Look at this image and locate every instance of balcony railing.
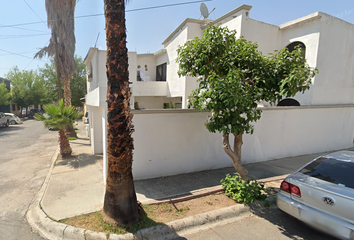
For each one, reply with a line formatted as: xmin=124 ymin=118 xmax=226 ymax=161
xmin=131 ymin=81 xmax=168 ymax=97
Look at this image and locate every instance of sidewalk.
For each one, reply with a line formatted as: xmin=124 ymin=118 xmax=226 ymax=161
xmin=28 ymin=121 xmax=338 ymax=239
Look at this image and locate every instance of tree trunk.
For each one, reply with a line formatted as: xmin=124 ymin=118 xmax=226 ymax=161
xmin=65 ymin=124 xmax=77 ymax=138
xmin=59 ymin=129 xmax=72 ymax=157
xmin=62 ymin=77 xmax=72 ymax=107
xmin=62 ymin=76 xmax=77 ymax=138
xmin=102 ymin=0 xmax=142 ymax=227
xmin=222 ymin=133 xmax=249 ymax=180
xmin=53 ymin=31 xmax=63 ymax=101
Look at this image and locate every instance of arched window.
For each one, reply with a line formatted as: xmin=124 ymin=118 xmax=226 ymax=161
xmin=286 ymin=41 xmax=306 ymax=59
xmin=277 ymin=98 xmax=300 ymax=107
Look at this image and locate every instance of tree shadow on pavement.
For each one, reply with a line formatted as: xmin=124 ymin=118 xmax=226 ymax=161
xmin=78 ymin=153 xmax=100 ymax=168
xmin=69 ymin=139 xmax=91 ymax=147
xmin=0 ymin=125 xmax=25 ymax=136
xmin=55 ymin=153 xmax=98 ymax=169
xmin=249 ymin=204 xmax=337 ymax=240
xmin=134 ymin=167 xmax=236 ymax=201
xmin=133 ymin=221 xmax=187 ymax=240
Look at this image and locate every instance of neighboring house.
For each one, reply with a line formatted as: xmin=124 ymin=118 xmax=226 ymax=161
xmin=85 ymin=5 xmax=354 ymax=182
xmin=0 ymin=77 xmax=23 ymax=116
xmin=0 ymin=78 xmax=11 ymax=113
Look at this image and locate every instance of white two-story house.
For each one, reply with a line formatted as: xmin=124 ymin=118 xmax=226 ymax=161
xmin=85 ymin=5 xmax=354 ymax=181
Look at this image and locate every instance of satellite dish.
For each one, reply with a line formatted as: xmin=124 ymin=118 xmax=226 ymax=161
xmin=200 ymin=3 xmax=209 ymax=18
xmin=199 ymin=3 xmax=215 ymax=19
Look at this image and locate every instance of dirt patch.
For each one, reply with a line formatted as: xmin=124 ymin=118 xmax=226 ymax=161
xmin=145 ymin=192 xmax=236 ymax=223
xmin=60 ymin=179 xmax=283 ymax=235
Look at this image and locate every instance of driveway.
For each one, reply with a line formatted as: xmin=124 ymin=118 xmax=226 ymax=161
xmin=0 ymin=120 xmax=57 ymax=240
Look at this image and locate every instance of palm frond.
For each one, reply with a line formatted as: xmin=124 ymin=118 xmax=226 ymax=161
xmin=35 ymin=99 xmax=82 ymax=130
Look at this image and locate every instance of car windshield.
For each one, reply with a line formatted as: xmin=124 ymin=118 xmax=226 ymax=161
xmin=300 ymin=157 xmax=354 ymax=189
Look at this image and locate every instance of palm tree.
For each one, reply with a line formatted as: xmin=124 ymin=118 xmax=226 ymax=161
xmin=102 ymin=0 xmax=142 ymax=227
xmin=35 ymin=0 xmax=76 ymax=107
xmin=35 ymin=0 xmax=77 ymax=137
xmin=35 ymin=100 xmax=82 ymax=158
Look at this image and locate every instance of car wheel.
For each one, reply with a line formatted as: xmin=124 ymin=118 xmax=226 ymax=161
xmin=10 ymin=120 xmax=16 ymax=125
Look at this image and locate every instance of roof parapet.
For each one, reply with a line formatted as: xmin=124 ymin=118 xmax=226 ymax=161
xmin=279 ymin=12 xmax=322 ymax=30
xmin=211 ymin=4 xmax=252 ymax=26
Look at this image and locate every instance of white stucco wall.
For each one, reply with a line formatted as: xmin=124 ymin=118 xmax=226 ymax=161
xmin=132 ymin=111 xmax=231 ymax=180
xmin=243 ymin=106 xmax=354 ymax=162
xmin=156 ymin=51 xmax=168 ymax=66
xmin=137 ymin=54 xmax=156 ymax=81
xmin=133 ymin=96 xmax=182 ymax=109
xmin=89 ymin=106 xmax=104 ymax=154
xmin=132 ymin=106 xmax=354 ymax=180
xmin=312 ymin=14 xmax=354 ymax=105
xmin=182 ymin=23 xmax=205 ymax=108
xmin=218 ymin=13 xmax=243 ymax=39
xmin=279 ymin=18 xmax=321 ymax=106
xmin=132 ymin=82 xmax=168 ymax=97
xmin=128 ymin=52 xmax=137 ymax=82
xmin=164 ymin=25 xmax=188 ymax=99
xmin=241 ymin=18 xmax=279 ymax=54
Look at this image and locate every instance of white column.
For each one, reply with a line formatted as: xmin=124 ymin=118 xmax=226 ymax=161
xmin=102 ymin=105 xmax=108 ymax=184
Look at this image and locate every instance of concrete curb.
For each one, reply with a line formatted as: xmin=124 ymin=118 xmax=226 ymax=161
xmin=26 ymin=145 xmax=135 ymax=240
xmin=26 ymin=145 xmax=285 ymax=240
xmin=135 ymin=204 xmax=251 ymax=240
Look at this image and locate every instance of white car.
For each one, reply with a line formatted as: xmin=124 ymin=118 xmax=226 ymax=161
xmin=84 ymin=112 xmax=89 ymax=124
xmin=4 ymin=113 xmax=23 ymax=124
xmin=277 ymin=151 xmax=354 ymax=239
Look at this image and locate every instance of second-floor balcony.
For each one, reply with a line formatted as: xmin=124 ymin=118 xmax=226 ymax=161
xmin=131 ymin=81 xmax=168 ymax=97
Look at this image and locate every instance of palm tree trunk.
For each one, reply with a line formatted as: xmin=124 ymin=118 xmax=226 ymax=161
xmin=62 ymin=77 xmax=72 ymax=107
xmin=102 ymin=0 xmax=141 ymax=227
xmin=59 ymin=129 xmax=72 ymax=157
xmin=222 ymin=133 xmax=249 ymax=180
xmin=62 ymin=76 xmax=77 ymax=138
xmin=53 ymin=31 xmax=63 ymax=101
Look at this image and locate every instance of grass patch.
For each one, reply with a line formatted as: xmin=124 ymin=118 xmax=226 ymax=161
xmin=58 ymin=193 xmax=238 ymax=236
xmin=60 ymin=211 xmax=128 ymax=235
xmin=68 ymin=137 xmax=77 ymax=141
xmin=60 ymin=206 xmax=163 ymax=235
xmin=60 ymin=202 xmax=196 ymax=235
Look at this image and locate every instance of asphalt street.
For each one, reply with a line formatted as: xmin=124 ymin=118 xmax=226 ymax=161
xmin=0 ymin=119 xmax=57 ymax=240
xmin=176 ymin=206 xmax=338 ymax=240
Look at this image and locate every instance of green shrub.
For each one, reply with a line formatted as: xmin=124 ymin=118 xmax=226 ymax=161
xmin=221 ymin=173 xmax=266 ymax=203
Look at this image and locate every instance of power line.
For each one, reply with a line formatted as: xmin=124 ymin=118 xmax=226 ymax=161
xmin=0 ymin=33 xmax=50 ymax=40
xmin=23 ymin=0 xmax=47 ymax=26
xmin=0 ymin=51 xmax=38 ymax=57
xmin=0 ymin=0 xmax=213 ymax=29
xmin=126 ymin=0 xmax=212 ymax=13
xmin=0 ymin=48 xmax=46 ymax=62
xmin=0 ymin=23 xmax=49 ymax=33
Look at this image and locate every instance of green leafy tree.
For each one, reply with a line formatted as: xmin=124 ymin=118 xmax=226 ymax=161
xmin=6 ymin=67 xmax=49 ymax=114
xmin=39 ymin=56 xmax=87 ymax=107
xmin=35 ymin=100 xmax=82 ymax=158
xmin=0 ymin=83 xmax=11 ymax=106
xmin=177 ymin=26 xmax=318 ymax=180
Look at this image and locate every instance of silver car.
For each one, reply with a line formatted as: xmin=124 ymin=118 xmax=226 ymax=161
xmin=4 ymin=113 xmax=23 ymax=124
xmin=277 ymin=151 xmax=354 ymax=240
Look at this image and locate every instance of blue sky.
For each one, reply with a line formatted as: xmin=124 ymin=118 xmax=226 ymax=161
xmin=1 ymin=0 xmax=353 ymax=78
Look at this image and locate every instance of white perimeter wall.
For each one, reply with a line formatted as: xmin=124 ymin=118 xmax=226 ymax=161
xmin=132 ymin=106 xmax=354 ymax=180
